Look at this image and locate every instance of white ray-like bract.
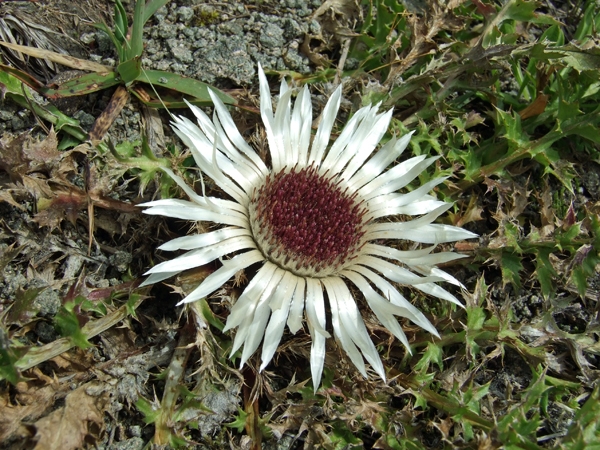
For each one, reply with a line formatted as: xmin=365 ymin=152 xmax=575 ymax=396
xmin=140 ymin=65 xmax=477 ymax=390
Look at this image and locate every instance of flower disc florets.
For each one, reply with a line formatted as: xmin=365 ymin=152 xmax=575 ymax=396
xmin=249 ymin=165 xmax=367 ymax=277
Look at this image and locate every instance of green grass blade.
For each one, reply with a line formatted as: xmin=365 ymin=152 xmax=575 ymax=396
xmin=127 ymin=0 xmax=145 ymax=60
xmin=41 ymin=71 xmax=120 ymax=98
xmin=113 ymin=0 xmax=129 ymax=44
xmin=135 ymin=69 xmax=236 ymax=106
xmin=143 ymin=0 xmax=170 ymax=25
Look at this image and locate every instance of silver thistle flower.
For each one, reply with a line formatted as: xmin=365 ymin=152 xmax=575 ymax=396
xmin=140 ymin=65 xmax=477 ymax=389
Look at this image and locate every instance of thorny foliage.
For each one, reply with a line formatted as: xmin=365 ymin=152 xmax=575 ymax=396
xmin=0 ymin=0 xmax=599 ymax=448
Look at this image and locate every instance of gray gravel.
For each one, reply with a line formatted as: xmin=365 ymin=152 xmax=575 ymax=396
xmin=1 ymin=0 xmax=327 ymax=136
xmin=87 ymin=0 xmax=322 ymax=86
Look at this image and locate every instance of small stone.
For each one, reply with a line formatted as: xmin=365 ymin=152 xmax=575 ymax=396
xmin=35 ymin=321 xmax=58 ymax=343
xmin=282 ymin=18 xmax=304 ymax=38
xmin=259 ymin=22 xmax=285 ymax=49
xmin=176 ymin=6 xmax=194 ymax=23
xmin=308 ymin=19 xmax=321 ymax=34
xmin=11 ymin=116 xmax=25 ymax=131
xmin=33 ymin=287 xmax=61 ymax=317
xmin=170 ymin=45 xmax=194 ymax=63
xmin=157 ymin=23 xmax=177 ymax=39
xmin=95 ymin=31 xmax=114 ymax=52
xmin=0 ymin=109 xmax=14 ymax=121
xmin=109 ymin=251 xmax=132 ymax=273
xmin=191 ymin=35 xmax=255 ymax=85
xmin=108 ymin=437 xmax=145 ymax=450
xmin=103 ymin=57 xmax=117 ymax=67
xmin=283 ymin=46 xmax=309 ymax=71
xmin=219 ymin=19 xmax=245 ymax=36
xmin=80 ymin=33 xmax=96 ymax=45
xmin=73 ymin=110 xmax=95 ymax=127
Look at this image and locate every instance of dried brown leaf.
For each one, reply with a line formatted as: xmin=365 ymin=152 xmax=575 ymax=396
xmin=509 ymin=183 xmax=531 ymax=218
xmin=142 ymin=105 xmax=166 ymax=157
xmin=89 ymin=85 xmax=130 ymax=144
xmin=22 ymin=130 xmax=60 ymax=169
xmin=49 ymin=346 xmax=97 ymax=374
xmin=305 ymin=0 xmax=360 ymax=66
xmin=34 ymin=190 xmax=87 ymax=229
xmin=32 ymin=177 xmax=137 ymax=231
xmin=312 ymin=0 xmax=358 ymax=19
xmin=32 ymin=382 xmax=108 ymax=450
xmin=432 ymin=416 xmax=454 ymax=440
xmin=0 ymin=243 xmax=24 ymax=282
xmin=519 ymin=94 xmax=548 ymax=120
xmin=97 ymin=327 xmax=137 ymax=360
xmin=536 ymin=180 xmax=555 ymax=237
xmin=484 ymin=177 xmax=531 ymax=222
xmin=0 ymin=380 xmax=57 ymax=443
xmin=453 ymin=194 xmax=484 ymax=227
xmin=0 ymin=189 xmax=26 ymax=211
xmin=21 ymin=175 xmax=55 ymax=200
xmin=311 ymin=0 xmax=360 ymax=37
xmin=471 ymin=0 xmax=497 ymax=17
xmin=387 ymin=0 xmax=464 ymax=81
xmin=0 ymin=135 xmax=30 ymax=180
xmin=0 ymin=41 xmax=112 ymax=74
xmin=0 ymin=130 xmax=82 ymax=190
xmin=0 ymin=130 xmax=58 ymax=177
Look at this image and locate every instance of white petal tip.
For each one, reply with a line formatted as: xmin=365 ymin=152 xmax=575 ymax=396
xmin=176 ymin=296 xmax=199 ymax=306
xmin=259 ymin=360 xmax=271 ymax=372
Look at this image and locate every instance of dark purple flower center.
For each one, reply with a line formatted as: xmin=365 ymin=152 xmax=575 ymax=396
xmin=249 ymin=166 xmax=367 ymax=276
